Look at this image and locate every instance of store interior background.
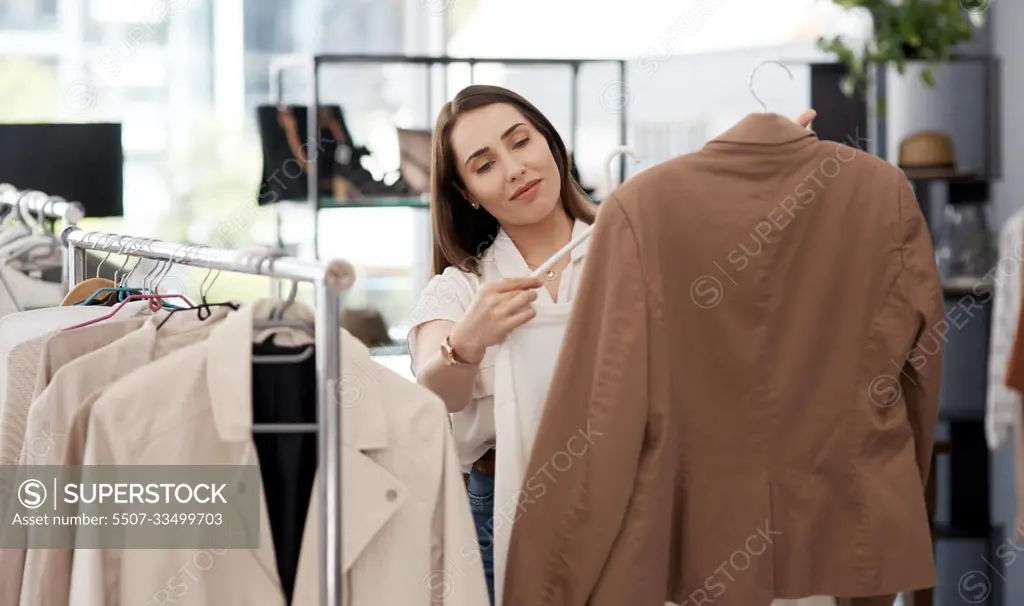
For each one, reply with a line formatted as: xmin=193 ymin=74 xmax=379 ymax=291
xmin=0 ymin=0 xmax=1019 ymax=604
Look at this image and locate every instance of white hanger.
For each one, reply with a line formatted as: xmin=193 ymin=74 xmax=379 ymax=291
xmin=2 ymin=194 xmax=63 ymax=265
xmin=0 ymin=189 xmax=34 ymax=248
xmin=528 ymin=146 xmax=640 ymax=279
xmin=18 ymin=191 xmax=46 ymax=234
xmin=749 ymin=60 xmax=794 ymax=113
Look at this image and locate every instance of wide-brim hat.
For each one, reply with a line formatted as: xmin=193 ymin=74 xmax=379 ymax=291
xmin=898 ymin=130 xmax=964 ymax=180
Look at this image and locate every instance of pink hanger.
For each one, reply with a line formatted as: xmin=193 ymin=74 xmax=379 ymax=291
xmin=62 ymin=293 xmax=194 ymax=331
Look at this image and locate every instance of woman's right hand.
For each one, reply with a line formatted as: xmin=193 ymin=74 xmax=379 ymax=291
xmin=448 ymin=276 xmax=543 ymax=364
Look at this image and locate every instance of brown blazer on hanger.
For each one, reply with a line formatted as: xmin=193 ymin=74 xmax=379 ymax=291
xmin=502 ymin=114 xmax=945 ymax=606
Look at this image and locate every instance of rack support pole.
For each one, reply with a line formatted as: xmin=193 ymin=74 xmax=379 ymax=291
xmin=316 ymin=277 xmax=343 ymax=606
xmin=66 ymin=238 xmax=87 ymax=290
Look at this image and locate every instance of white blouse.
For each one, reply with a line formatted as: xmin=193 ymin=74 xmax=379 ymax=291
xmin=987 ymin=210 xmax=1024 ymax=449
xmin=408 ymin=219 xmax=591 ymax=468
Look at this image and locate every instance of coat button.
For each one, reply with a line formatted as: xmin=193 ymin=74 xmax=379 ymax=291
xmin=385 ymin=489 xmax=398 ymax=501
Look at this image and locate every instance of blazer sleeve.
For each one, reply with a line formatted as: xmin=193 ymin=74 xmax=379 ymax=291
xmin=67 ymin=402 xmax=124 ymax=606
xmin=897 ymin=175 xmax=945 ymax=485
xmin=502 ymin=195 xmax=652 ymax=606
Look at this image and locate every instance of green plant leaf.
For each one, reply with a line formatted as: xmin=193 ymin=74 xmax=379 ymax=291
xmin=840 ymin=73 xmax=857 ymax=97
xmin=818 ymin=0 xmax=981 ymax=105
xmin=921 ymin=66 xmax=936 ymax=88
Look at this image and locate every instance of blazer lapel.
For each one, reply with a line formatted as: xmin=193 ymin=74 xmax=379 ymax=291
xmin=334 ymin=446 xmax=407 ymax=571
xmin=202 ymin=302 xmax=291 ymax=594
xmin=204 ymin=299 xmax=400 ymax=600
xmin=292 ymin=444 xmax=408 ymax=598
xmin=230 ymin=444 xmax=282 ymax=589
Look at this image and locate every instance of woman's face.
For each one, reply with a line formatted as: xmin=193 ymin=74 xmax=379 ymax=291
xmin=449 ymin=103 xmax=562 ymax=227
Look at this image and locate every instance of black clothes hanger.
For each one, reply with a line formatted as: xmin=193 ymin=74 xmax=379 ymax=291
xmin=154 ymin=298 xmax=239 ymax=330
xmin=155 ymin=267 xmax=239 ymax=330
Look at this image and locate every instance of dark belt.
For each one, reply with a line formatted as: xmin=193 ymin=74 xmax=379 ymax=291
xmin=472 ymin=449 xmax=496 ymax=475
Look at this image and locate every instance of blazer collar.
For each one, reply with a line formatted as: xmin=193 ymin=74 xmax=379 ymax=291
xmin=104 ymin=304 xmax=235 ymax=371
xmin=708 ymin=112 xmax=817 ymax=147
xmin=490 ymin=218 xmax=591 ymax=279
xmin=205 ymin=298 xmax=389 ymax=451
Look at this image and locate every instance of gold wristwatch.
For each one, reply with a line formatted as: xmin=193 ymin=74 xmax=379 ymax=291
xmin=441 ymin=334 xmax=474 ymax=366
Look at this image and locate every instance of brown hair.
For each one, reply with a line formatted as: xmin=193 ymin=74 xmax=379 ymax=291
xmin=429 ymin=85 xmax=596 ymax=275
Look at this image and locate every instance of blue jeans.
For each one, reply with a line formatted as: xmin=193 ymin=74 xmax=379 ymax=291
xmin=467 ymin=467 xmax=495 ymax=605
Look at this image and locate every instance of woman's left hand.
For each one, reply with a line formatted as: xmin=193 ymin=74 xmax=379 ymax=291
xmin=794 ymin=109 xmax=817 ymax=129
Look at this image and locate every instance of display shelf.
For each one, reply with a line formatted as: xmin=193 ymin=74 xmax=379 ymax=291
xmin=904 ymin=171 xmax=986 ymax=184
xmin=268 ymin=53 xmax=629 ymax=259
xmin=804 ymin=56 xmax=1001 ymax=180
xmin=321 ymin=197 xmax=428 ymax=209
xmin=294 ymin=196 xmax=431 ymax=209
xmin=277 ymin=195 xmax=606 ymax=211
xmin=369 ymin=340 xmax=410 ymax=357
xmin=943 ymin=278 xmax=994 ymax=298
xmin=931 ymin=523 xmax=998 ymax=540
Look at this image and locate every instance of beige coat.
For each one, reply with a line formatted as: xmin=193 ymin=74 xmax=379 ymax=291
xmin=503 ymin=114 xmax=944 ymax=606
xmin=15 ymin=309 xmax=231 ymax=606
xmin=65 ymin=300 xmax=488 ymax=606
xmin=0 ymin=306 xmax=152 ymax=606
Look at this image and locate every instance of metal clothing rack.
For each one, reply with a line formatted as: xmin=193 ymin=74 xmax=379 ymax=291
xmin=61 ymin=226 xmax=355 ymax=606
xmin=269 ymin=53 xmax=630 ymax=258
xmin=0 ymin=184 xmax=86 ymax=293
xmin=0 ymin=184 xmax=86 ymax=225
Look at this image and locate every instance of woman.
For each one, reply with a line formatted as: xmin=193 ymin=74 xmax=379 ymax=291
xmin=408 ymin=83 xmax=818 ymax=604
xmin=407 ymin=84 xmax=588 ymax=604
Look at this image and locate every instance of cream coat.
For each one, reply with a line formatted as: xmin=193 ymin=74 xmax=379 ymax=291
xmin=0 ymin=304 xmax=152 ymax=606
xmin=66 ymin=299 xmax=488 ymax=606
xmin=15 ymin=308 xmax=231 ymax=606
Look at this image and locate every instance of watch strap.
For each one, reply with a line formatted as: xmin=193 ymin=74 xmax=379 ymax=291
xmin=442 ymin=334 xmax=473 ymax=366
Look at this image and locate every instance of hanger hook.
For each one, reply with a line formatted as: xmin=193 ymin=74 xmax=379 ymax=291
xmin=37 ymin=198 xmax=52 ymax=234
xmin=749 ymin=60 xmax=794 ymax=113
xmin=142 ymin=255 xmax=165 ymax=293
xmin=122 ymin=256 xmax=144 ymax=288
xmin=153 ymin=258 xmax=172 ymax=294
xmin=121 ymin=238 xmax=149 ymax=288
xmin=45 ymin=196 xmax=66 ymax=232
xmin=12 ymin=190 xmax=36 ymax=225
xmin=19 ymin=191 xmax=45 ymax=233
xmin=113 ymin=236 xmax=135 ymax=285
xmin=603 ymin=145 xmax=641 ymax=194
xmin=79 ymin=231 xmax=97 ymax=251
xmin=254 ymin=250 xmax=295 ymax=320
xmin=276 ymin=280 xmax=299 ymax=320
xmin=0 ymin=185 xmax=12 ymax=215
xmin=95 ymin=233 xmax=121 ymax=279
xmin=154 ymin=243 xmax=187 ymax=294
xmin=199 ymin=266 xmax=221 ymax=302
xmin=168 ymin=243 xmax=201 ymax=294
